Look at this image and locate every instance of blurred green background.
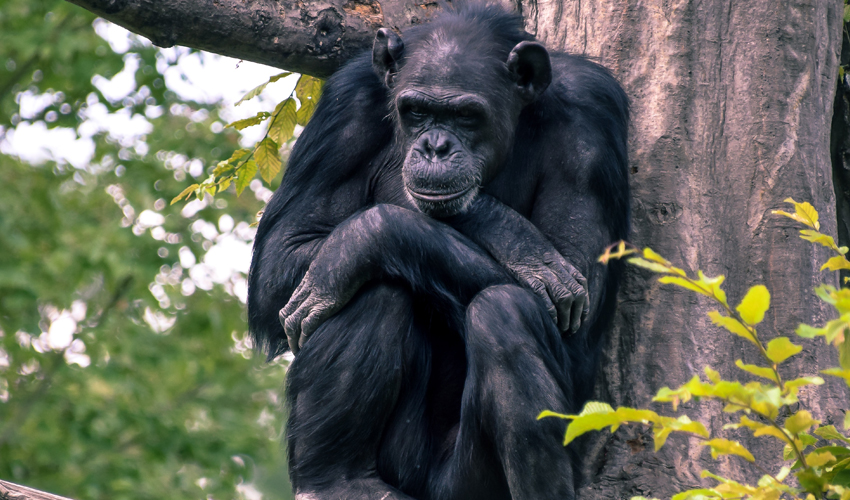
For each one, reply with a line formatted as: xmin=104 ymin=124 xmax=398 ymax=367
xmin=0 ymin=1 xmax=295 ymax=498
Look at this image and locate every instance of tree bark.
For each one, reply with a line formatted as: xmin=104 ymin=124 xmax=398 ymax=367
xmin=0 ymin=480 xmax=74 ymax=500
xmin=64 ymin=0 xmax=455 ymax=78
xmin=63 ymin=0 xmax=849 ymax=498
xmin=538 ymin=1 xmax=847 ymax=498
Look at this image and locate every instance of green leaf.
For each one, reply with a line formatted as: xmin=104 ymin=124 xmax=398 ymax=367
xmin=702 ymin=438 xmax=755 ymax=462
xmin=736 ymin=285 xmax=770 ymax=326
xmin=225 ymin=111 xmax=271 ymax=130
xmin=785 ymin=410 xmax=819 ymax=435
xmin=171 ymin=183 xmax=200 ymax=205
xmin=707 ymin=311 xmax=757 ymax=345
xmin=765 ymin=337 xmax=802 ymax=364
xmin=815 ymin=425 xmax=850 ymax=443
xmin=735 ymin=360 xmax=778 ymax=383
xmin=796 ymin=323 xmax=825 ymax=338
xmin=268 ymin=98 xmax=298 ymax=146
xmin=254 ymin=138 xmax=281 ymax=183
xmin=235 ymin=160 xmax=258 ymax=196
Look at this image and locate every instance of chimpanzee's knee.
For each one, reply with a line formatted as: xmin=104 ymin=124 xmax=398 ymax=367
xmin=466 ymin=285 xmax=565 ymax=363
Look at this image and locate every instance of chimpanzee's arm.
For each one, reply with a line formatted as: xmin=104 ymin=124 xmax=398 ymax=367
xmin=446 ymin=195 xmax=588 ymax=334
xmin=279 ymin=204 xmax=510 ymax=353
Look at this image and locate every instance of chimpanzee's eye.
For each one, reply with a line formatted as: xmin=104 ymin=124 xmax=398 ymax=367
xmin=408 ymin=105 xmax=424 ymax=117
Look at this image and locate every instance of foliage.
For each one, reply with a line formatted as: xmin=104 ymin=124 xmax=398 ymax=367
xmin=0 ymin=1 xmax=292 ymax=498
xmin=170 ymin=73 xmax=324 ymax=204
xmin=546 ymin=199 xmax=850 ymax=499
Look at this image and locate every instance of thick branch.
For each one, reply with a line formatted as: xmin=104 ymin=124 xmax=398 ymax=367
xmin=64 ymin=0 xmax=447 ymax=78
xmin=0 ymin=480 xmax=74 ymax=500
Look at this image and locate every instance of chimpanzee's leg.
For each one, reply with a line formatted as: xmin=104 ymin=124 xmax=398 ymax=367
xmin=285 ymin=283 xmax=420 ymax=500
xmin=431 ymin=284 xmax=576 ymax=500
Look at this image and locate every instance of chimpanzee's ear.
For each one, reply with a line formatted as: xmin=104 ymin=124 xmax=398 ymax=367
xmin=506 ymin=41 xmax=552 ymax=103
xmin=373 ymin=28 xmax=405 ymax=88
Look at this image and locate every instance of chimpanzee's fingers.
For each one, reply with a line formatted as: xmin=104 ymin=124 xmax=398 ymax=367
xmin=547 ymin=276 xmax=574 ymax=333
xmin=299 ymin=307 xmax=328 ymax=349
xmin=569 ymin=290 xmax=586 ymax=333
xmin=280 ymin=282 xmax=309 ymax=319
xmin=282 ymin=297 xmax=315 ymax=355
xmin=282 ymin=309 xmax=301 ymax=355
xmin=528 ymin=276 xmax=557 ymax=324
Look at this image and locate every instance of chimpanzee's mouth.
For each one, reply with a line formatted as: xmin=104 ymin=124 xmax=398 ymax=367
xmin=407 ymin=185 xmax=474 ymax=203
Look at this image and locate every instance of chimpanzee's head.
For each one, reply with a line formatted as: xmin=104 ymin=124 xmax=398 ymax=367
xmin=372 ymin=12 xmax=551 ymax=217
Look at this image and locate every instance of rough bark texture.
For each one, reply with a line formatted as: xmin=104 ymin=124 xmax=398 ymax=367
xmin=524 ymin=0 xmax=846 ymax=497
xmin=0 ymin=480 xmax=74 ymax=500
xmin=64 ymin=0 xmax=456 ymax=78
xmin=64 ymin=0 xmax=849 ymax=498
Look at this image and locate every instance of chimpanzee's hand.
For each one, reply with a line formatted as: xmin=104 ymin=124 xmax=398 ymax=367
xmin=445 ymin=194 xmax=589 ymax=334
xmin=279 ymin=244 xmax=371 ymax=355
xmin=502 ymin=251 xmax=588 ymax=334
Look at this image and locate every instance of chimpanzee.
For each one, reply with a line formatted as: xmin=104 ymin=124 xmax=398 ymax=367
xmin=247 ymin=4 xmax=629 ymax=499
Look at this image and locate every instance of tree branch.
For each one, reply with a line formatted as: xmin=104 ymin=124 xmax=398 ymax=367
xmin=64 ymin=0 xmax=449 ymax=78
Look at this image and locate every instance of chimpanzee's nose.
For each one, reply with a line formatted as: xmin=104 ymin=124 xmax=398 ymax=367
xmin=420 ymin=131 xmax=454 ymax=160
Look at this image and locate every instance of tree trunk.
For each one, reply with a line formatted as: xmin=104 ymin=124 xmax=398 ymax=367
xmin=536 ymin=1 xmax=847 ymax=498
xmin=64 ymin=0 xmax=849 ymax=497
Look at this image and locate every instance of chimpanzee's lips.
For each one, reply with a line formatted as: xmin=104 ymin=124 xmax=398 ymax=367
xmin=407 ymin=185 xmax=474 ymax=203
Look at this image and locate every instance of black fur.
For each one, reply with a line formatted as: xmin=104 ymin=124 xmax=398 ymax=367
xmin=248 ymin=4 xmax=629 ymax=499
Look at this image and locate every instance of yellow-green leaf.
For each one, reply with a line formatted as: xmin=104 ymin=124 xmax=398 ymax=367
xmin=824 ymin=368 xmax=850 ymax=388
xmin=753 ymin=425 xmax=793 ymax=444
xmin=235 ymin=159 xmax=258 ymax=196
xmin=171 ymin=183 xmax=200 ymax=205
xmin=235 ymin=71 xmax=292 ymax=106
xmin=707 ymin=311 xmax=757 ymax=345
xmin=671 ymin=489 xmax=721 ymax=500
xmin=796 ymin=323 xmax=825 ymax=339
xmin=815 ymin=425 xmax=850 ymax=443
xmin=822 ymin=256 xmax=850 ymax=272
xmin=735 ymin=360 xmax=778 ymax=383
xmin=736 ymin=285 xmax=770 ymax=326
xmin=225 ymin=111 xmax=271 ymax=130
xmin=773 ymin=198 xmax=820 ymax=229
xmin=628 ymin=257 xmax=674 ymax=274
xmin=799 ymin=229 xmax=839 ymax=251
xmin=643 ymin=247 xmax=671 ymax=265
xmin=702 ymin=438 xmax=755 ymax=462
xmin=294 ymin=75 xmax=324 ymax=125
xmin=784 ymin=376 xmax=825 ymax=394
xmin=255 ymin=138 xmax=281 ymax=183
xmin=806 ymin=450 xmax=837 ymax=467
xmin=268 ymin=98 xmax=298 ymax=146
xmin=765 ymin=337 xmax=802 ymax=364
xmin=659 ymin=276 xmax=710 ymax=296
xmin=736 ymin=285 xmax=770 ymax=325
xmin=786 ymin=410 xmax=819 ymax=435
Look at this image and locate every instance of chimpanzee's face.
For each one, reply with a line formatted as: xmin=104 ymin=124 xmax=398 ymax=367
xmin=373 ymin=28 xmax=552 ymax=218
xmin=391 ymin=40 xmax=525 ymax=217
